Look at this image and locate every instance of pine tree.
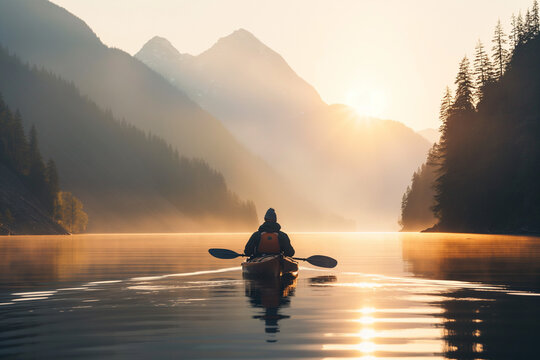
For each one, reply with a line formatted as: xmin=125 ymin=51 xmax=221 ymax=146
xmin=428 ymin=87 xmax=452 ymax=171
xmin=453 ymin=57 xmax=475 ymax=111
xmin=517 ymin=12 xmax=525 ymax=44
xmin=525 ymin=9 xmax=533 ymax=41
xmin=440 ymin=86 xmax=453 ymax=121
xmin=433 ymin=60 xmax=476 ymax=228
xmin=492 ymin=20 xmax=509 ymax=79
xmin=473 ymin=40 xmax=494 ymax=102
xmin=510 ymin=14 xmax=521 ymax=50
xmin=532 ymin=0 xmax=540 ymax=35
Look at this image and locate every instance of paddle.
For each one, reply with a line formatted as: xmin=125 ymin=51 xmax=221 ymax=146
xmin=208 ymin=248 xmax=338 ymax=268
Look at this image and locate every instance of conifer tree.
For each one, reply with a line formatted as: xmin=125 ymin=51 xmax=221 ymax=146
xmin=473 ymin=40 xmax=494 ymax=102
xmin=510 ymin=14 xmax=521 ymax=50
xmin=492 ymin=20 xmax=509 ymax=79
xmin=427 ymin=87 xmax=453 ymax=171
xmin=525 ymin=9 xmax=533 ymax=41
xmin=453 ymin=57 xmax=475 ymax=112
xmin=439 ymin=87 xmax=453 ymax=124
xmin=517 ymin=12 xmax=525 ymax=43
xmin=532 ymin=0 xmax=540 ymax=35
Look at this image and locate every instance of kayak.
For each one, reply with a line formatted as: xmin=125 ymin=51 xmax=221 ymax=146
xmin=242 ymin=254 xmax=299 ymax=278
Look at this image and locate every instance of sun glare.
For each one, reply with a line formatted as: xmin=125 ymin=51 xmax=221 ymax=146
xmin=346 ymin=88 xmax=387 ymax=118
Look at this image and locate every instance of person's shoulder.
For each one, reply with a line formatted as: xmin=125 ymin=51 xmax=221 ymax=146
xmin=278 ymin=230 xmax=289 ymax=238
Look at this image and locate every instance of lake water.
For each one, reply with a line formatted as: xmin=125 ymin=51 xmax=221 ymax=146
xmin=0 ymin=232 xmax=539 ymax=359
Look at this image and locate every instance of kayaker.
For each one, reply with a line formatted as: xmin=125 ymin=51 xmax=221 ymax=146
xmin=244 ymin=208 xmax=295 ymax=257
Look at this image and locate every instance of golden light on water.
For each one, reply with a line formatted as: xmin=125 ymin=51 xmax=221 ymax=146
xmin=359 ymin=306 xmax=376 ymax=314
xmin=2 ymin=232 xmax=538 ymax=358
xmin=358 ymin=329 xmax=376 ymax=340
xmin=356 ymin=315 xmax=375 ymax=325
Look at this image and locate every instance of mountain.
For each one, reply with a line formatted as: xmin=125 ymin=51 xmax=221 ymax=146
xmin=0 ymin=94 xmax=70 ymax=235
xmin=0 ymin=0 xmax=348 ymax=230
xmin=136 ymin=31 xmax=327 ymax=165
xmin=417 ymin=128 xmax=440 ymax=144
xmin=0 ymin=47 xmax=257 ymax=232
xmin=136 ymin=31 xmax=431 ymax=229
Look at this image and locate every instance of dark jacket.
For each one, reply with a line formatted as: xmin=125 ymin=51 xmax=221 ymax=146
xmin=244 ymin=221 xmax=295 ymax=257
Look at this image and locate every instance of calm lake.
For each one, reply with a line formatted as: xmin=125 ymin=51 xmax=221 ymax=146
xmin=1 ymin=232 xmax=539 ymax=359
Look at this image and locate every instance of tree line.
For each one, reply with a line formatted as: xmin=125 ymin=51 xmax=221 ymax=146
xmin=400 ymin=0 xmax=540 ymax=233
xmin=0 ymin=94 xmax=87 ymax=233
xmin=0 ymin=45 xmax=258 ymax=231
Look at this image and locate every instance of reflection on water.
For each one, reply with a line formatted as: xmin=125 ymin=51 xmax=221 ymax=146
xmin=0 ymin=232 xmax=538 ymax=359
xmin=402 ymin=233 xmax=540 ymax=359
xmin=244 ymin=274 xmax=297 ymax=341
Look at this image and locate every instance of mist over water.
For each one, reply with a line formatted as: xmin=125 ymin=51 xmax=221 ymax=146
xmin=1 ymin=233 xmax=538 ymax=359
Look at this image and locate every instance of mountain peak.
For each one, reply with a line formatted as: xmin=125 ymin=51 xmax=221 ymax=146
xmin=228 ymin=28 xmax=258 ymax=40
xmin=207 ymin=28 xmax=269 ymax=54
xmin=145 ymin=35 xmax=174 ymax=48
xmin=138 ymin=36 xmax=180 ymax=56
xmin=136 ymin=36 xmax=193 ymax=64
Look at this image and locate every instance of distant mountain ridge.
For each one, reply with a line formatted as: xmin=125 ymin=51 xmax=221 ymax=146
xmin=137 ymin=30 xmax=431 ymax=230
xmin=0 ymin=47 xmax=257 ymax=232
xmin=417 ymin=128 xmax=440 ymax=144
xmin=0 ymin=0 xmax=350 ymax=230
xmin=136 ymin=29 xmax=326 ymax=164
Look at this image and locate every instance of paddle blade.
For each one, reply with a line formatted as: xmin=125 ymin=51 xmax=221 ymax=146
xmin=305 ymin=255 xmax=338 ymax=268
xmin=208 ymin=248 xmax=242 ymax=259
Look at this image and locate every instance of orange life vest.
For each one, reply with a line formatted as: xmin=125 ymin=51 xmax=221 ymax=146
xmin=257 ymin=232 xmax=281 ymax=254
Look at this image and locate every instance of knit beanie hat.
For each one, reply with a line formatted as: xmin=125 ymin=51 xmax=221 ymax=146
xmin=264 ymin=208 xmax=277 ymax=222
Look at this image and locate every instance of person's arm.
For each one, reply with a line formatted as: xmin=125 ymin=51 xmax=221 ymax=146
xmin=279 ymin=232 xmax=295 ymax=257
xmin=244 ymin=232 xmax=259 ymax=256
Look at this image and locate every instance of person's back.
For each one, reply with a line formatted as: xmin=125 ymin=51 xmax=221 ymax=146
xmin=244 ymin=208 xmax=295 ymax=257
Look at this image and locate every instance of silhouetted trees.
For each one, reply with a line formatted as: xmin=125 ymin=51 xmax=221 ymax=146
xmin=0 ymin=96 xmax=59 ymax=216
xmin=492 ymin=20 xmax=508 ymax=80
xmin=510 ymin=13 xmax=523 ymax=50
xmin=452 ymin=57 xmax=475 ymax=111
xmin=0 ymin=46 xmax=258 ymax=231
xmin=401 ymin=0 xmax=540 ymax=233
xmin=473 ymin=40 xmax=494 ymax=102
xmin=399 ymin=152 xmax=437 ymax=231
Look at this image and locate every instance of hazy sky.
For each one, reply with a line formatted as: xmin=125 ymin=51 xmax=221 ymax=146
xmin=52 ymin=0 xmax=533 ymax=130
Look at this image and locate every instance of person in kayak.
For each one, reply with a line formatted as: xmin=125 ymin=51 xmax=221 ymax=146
xmin=244 ymin=208 xmax=295 ymax=257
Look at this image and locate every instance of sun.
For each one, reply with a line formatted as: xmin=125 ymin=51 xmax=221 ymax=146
xmin=346 ymin=88 xmax=387 ymax=118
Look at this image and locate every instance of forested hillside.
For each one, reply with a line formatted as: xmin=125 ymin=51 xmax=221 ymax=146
xmin=0 ymin=47 xmax=257 ymax=232
xmin=401 ymin=0 xmax=540 ymax=233
xmin=0 ymin=0 xmax=350 ymax=231
xmin=0 ymin=96 xmax=69 ymax=234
